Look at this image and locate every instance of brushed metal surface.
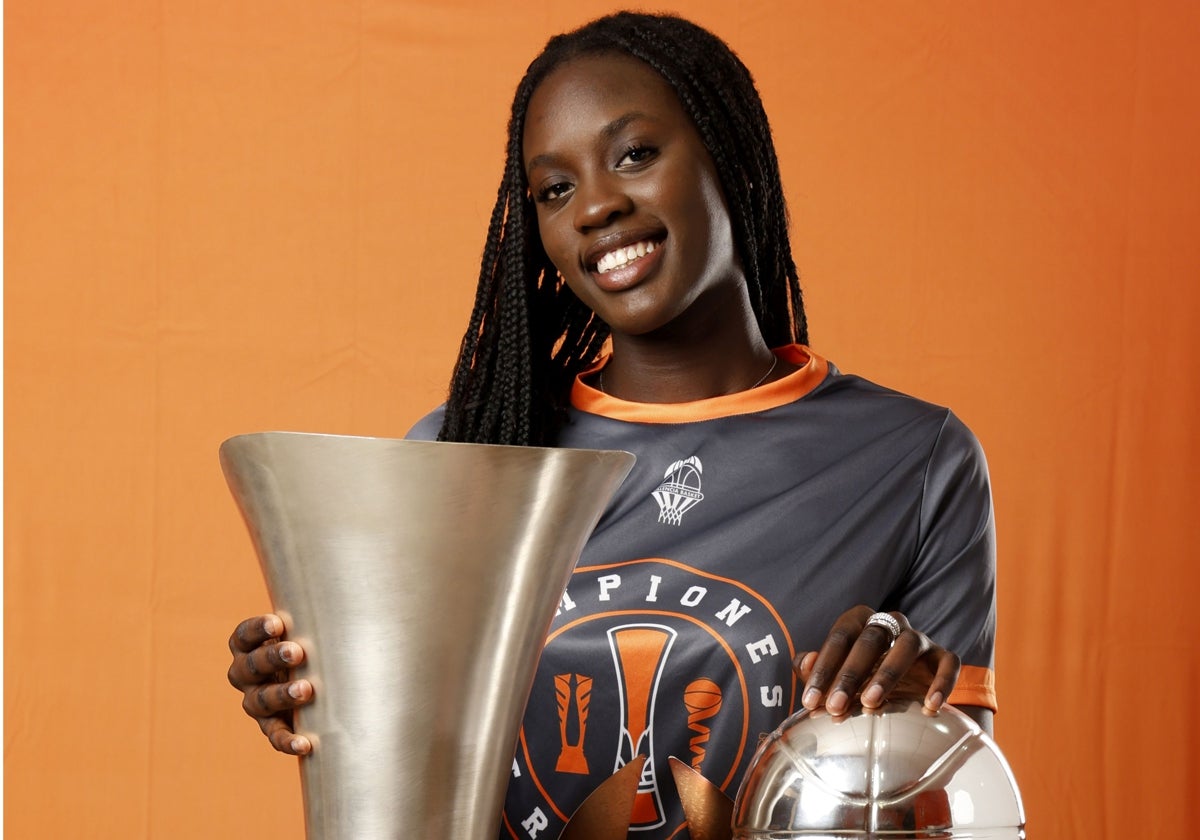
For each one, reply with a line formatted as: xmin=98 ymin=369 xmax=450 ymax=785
xmin=732 ymin=699 xmax=1025 ymax=839
xmin=558 ymin=756 xmax=646 ymax=840
xmin=670 ymin=757 xmax=733 ymax=840
xmin=220 ymin=433 xmax=635 ymax=840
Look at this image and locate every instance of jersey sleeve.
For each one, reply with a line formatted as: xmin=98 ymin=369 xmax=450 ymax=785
xmin=890 ymin=410 xmax=998 ymax=712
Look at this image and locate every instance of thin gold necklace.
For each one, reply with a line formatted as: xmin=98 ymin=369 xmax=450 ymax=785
xmin=599 ymin=355 xmax=778 ymax=396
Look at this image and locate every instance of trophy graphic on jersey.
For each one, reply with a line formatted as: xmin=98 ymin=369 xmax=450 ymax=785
xmin=220 ymin=433 xmax=635 ymax=840
xmin=608 ymin=623 xmax=677 ymax=830
xmin=554 ymin=673 xmax=593 ymax=775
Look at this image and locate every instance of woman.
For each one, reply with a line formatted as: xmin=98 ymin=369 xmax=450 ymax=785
xmin=228 ymin=12 xmax=997 ymax=839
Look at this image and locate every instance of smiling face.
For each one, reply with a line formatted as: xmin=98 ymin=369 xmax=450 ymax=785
xmin=523 ymin=52 xmax=744 ymax=340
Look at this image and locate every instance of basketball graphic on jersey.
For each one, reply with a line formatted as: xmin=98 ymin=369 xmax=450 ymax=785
xmin=683 ymin=678 xmax=723 ymax=769
xmin=652 ymin=457 xmax=705 ymax=525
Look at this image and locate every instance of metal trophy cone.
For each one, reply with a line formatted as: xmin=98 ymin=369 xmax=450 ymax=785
xmin=220 ymin=432 xmax=635 ymax=840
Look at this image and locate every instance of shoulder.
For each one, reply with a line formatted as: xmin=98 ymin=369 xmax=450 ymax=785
xmin=405 ymin=405 xmax=446 ymax=441
xmin=930 ymin=409 xmax=989 ymax=473
xmin=845 ymin=376 xmax=988 ymax=484
xmin=806 ymin=363 xmax=991 ymax=493
xmin=804 ymin=363 xmax=968 ymax=446
xmin=922 ymin=409 xmax=992 ymax=516
xmin=814 ymin=364 xmax=946 ymax=417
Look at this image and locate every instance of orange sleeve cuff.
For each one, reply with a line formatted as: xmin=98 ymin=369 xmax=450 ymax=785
xmin=948 ymin=664 xmax=997 ymax=712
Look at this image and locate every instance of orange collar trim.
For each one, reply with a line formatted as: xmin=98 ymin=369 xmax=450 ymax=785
xmin=570 ymin=345 xmax=830 ymax=424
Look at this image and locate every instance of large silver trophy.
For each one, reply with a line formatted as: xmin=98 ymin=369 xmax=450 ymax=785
xmin=220 ymin=432 xmax=635 ymax=840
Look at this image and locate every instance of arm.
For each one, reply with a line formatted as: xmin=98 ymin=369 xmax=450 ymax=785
xmin=795 ymin=412 xmax=998 ymax=734
xmin=958 ymin=705 xmax=994 ymax=734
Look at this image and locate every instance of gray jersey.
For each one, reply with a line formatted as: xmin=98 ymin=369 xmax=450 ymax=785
xmin=408 ymin=345 xmax=996 ymax=840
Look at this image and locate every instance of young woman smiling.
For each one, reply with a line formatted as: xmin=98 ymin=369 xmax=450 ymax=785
xmin=227 ymin=12 xmax=998 ymax=839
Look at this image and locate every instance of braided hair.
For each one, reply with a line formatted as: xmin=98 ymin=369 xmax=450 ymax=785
xmin=438 ymin=11 xmax=807 ymax=446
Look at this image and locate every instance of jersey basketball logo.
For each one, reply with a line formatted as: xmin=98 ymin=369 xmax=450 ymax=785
xmin=652 ymin=456 xmax=704 ymax=525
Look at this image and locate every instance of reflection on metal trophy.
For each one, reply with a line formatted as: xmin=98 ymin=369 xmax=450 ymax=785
xmin=732 ymin=699 xmax=1026 ymax=839
xmin=220 ymin=432 xmax=635 ymax=840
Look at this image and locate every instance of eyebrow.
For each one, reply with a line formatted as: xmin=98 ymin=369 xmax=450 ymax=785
xmin=525 ymin=111 xmax=650 ymax=173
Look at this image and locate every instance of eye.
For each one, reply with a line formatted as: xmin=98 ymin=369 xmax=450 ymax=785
xmin=617 ymin=144 xmax=658 ymax=168
xmin=534 ymin=180 xmax=574 ymax=204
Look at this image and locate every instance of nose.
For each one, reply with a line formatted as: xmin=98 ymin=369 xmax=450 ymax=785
xmin=572 ymin=172 xmax=634 ymax=232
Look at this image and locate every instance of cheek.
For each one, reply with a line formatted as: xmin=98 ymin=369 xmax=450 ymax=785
xmin=694 ymin=176 xmax=737 ymax=266
xmin=655 ymin=158 xmax=732 ymax=252
xmin=537 ymin=222 xmax=593 ymax=301
xmin=699 ymin=172 xmax=733 ymax=237
xmin=534 ymin=213 xmax=571 ymax=272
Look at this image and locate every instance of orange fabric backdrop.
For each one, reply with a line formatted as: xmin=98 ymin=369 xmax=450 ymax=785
xmin=6 ymin=1 xmax=1198 ymax=837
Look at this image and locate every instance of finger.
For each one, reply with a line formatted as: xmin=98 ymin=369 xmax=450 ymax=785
xmin=922 ymin=650 xmax=961 ymax=711
xmin=228 ymin=614 xmax=284 ymax=654
xmin=859 ymin=629 xmax=926 ymax=709
xmin=812 ymin=610 xmax=918 ymax=715
xmin=260 ymin=715 xmax=312 ymax=756
xmin=227 ymin=639 xmax=304 ymax=690
xmin=791 ymin=651 xmax=817 ymax=681
xmin=242 ymin=678 xmax=314 ymax=718
xmin=801 ymin=605 xmax=875 ymax=711
xmin=823 ymin=626 xmax=913 ymax=716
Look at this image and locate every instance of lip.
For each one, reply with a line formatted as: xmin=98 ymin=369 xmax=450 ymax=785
xmin=582 ymin=228 xmax=667 ymax=292
xmin=583 ymin=227 xmax=666 ymax=270
xmin=590 ymin=240 xmax=665 ymax=292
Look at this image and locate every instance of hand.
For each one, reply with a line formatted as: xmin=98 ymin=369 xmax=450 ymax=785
xmin=793 ymin=605 xmax=960 ymax=717
xmin=227 ymin=614 xmax=314 ymax=755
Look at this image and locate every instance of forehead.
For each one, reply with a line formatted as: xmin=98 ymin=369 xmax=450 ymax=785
xmin=523 ymin=53 xmax=689 ymax=160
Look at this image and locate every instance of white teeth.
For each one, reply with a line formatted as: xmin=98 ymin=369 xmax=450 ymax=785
xmin=596 ymin=239 xmax=658 ymax=274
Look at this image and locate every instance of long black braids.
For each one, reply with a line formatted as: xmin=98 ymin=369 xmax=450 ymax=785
xmin=438 ymin=11 xmax=807 ymax=446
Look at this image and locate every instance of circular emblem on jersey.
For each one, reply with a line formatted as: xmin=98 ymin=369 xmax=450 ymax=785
xmin=503 ymin=558 xmax=796 ymax=838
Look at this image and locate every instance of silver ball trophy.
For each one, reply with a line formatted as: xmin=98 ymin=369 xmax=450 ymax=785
xmin=732 ymin=698 xmax=1026 ymax=839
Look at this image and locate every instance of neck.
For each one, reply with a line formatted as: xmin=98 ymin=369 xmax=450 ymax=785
xmin=600 ymin=285 xmax=790 ymax=403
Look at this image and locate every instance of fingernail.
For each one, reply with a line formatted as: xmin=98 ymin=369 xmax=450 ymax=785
xmin=862 ymin=684 xmax=884 ymax=708
xmin=290 ymin=737 xmax=308 ymax=754
xmin=287 ymin=682 xmax=305 ymax=700
xmin=802 ymin=688 xmax=821 ymax=709
xmin=925 ymin=691 xmax=945 ymax=710
xmin=827 ymin=690 xmax=848 ymax=715
xmin=278 ymin=643 xmax=297 ymax=665
xmin=265 ymin=616 xmax=283 ymax=636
